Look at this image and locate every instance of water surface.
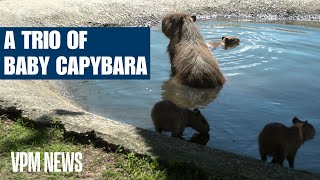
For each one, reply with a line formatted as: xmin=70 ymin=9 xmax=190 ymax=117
xmin=62 ymin=21 xmax=320 ymax=173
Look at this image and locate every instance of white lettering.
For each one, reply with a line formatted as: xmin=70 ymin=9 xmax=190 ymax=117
xmin=4 ymin=31 xmax=15 ymax=49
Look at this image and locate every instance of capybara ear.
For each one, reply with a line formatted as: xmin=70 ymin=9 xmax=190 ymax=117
xmin=224 ymin=37 xmax=229 ymax=43
xmin=304 ymin=120 xmax=309 ymax=126
xmin=179 ymin=16 xmax=185 ymax=23
xmin=193 ymin=108 xmax=200 ymax=115
xmin=191 ymin=15 xmax=196 ymax=22
xmin=292 ymin=117 xmax=302 ymax=124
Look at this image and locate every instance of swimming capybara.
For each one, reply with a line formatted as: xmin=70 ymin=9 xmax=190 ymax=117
xmin=151 ymin=100 xmax=210 ymax=139
xmin=162 ymin=13 xmax=226 ymax=88
xmin=258 ymin=117 xmax=315 ymax=168
xmin=207 ymin=36 xmax=240 ymax=49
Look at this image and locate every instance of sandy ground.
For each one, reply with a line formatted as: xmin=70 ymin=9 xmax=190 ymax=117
xmin=0 ymin=0 xmax=319 ymax=27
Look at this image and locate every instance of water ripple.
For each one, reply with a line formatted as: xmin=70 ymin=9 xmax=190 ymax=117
xmin=221 ymin=63 xmax=262 ymax=71
xmin=201 ymin=22 xmax=300 ymax=76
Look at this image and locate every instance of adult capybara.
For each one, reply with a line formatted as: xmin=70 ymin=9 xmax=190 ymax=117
xmin=151 ymin=100 xmax=210 ymax=139
xmin=162 ymin=13 xmax=225 ymax=88
xmin=207 ymin=36 xmax=240 ymax=49
xmin=258 ymin=117 xmax=315 ymax=168
xmin=161 ymin=80 xmax=221 ymax=108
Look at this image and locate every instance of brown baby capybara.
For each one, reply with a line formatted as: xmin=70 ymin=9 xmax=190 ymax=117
xmin=162 ymin=13 xmax=226 ymax=88
xmin=151 ymin=100 xmax=210 ymax=139
xmin=258 ymin=117 xmax=315 ymax=168
xmin=207 ymin=36 xmax=240 ymax=49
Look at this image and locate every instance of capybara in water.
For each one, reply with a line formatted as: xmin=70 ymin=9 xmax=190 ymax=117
xmin=151 ymin=100 xmax=210 ymax=139
xmin=207 ymin=36 xmax=240 ymax=50
xmin=258 ymin=117 xmax=315 ymax=168
xmin=161 ymin=80 xmax=221 ymax=108
xmin=162 ymin=13 xmax=225 ymax=88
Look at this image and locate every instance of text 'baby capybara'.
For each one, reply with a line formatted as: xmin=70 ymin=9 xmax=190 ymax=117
xmin=162 ymin=13 xmax=226 ymax=88
xmin=258 ymin=117 xmax=315 ymax=168
xmin=151 ymin=100 xmax=210 ymax=139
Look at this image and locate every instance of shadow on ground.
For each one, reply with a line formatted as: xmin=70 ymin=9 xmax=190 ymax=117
xmin=0 ymin=105 xmax=209 ymax=179
xmin=2 ymin=102 xmax=320 ymax=179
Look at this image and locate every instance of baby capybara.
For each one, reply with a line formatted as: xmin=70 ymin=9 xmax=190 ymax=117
xmin=258 ymin=117 xmax=315 ymax=168
xmin=162 ymin=13 xmax=225 ymax=88
xmin=207 ymin=36 xmax=240 ymax=49
xmin=151 ymin=100 xmax=210 ymax=139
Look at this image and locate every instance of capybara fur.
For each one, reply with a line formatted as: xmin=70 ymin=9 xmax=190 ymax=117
xmin=151 ymin=100 xmax=210 ymax=139
xmin=162 ymin=13 xmax=225 ymax=88
xmin=189 ymin=132 xmax=210 ymax=145
xmin=161 ymin=80 xmax=221 ymax=108
xmin=207 ymin=36 xmax=240 ymax=49
xmin=258 ymin=117 xmax=315 ymax=168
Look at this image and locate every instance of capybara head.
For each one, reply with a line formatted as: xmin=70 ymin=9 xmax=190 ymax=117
xmin=222 ymin=36 xmax=240 ymax=46
xmin=292 ymin=117 xmax=316 ymax=141
xmin=190 ymin=109 xmax=210 ymax=133
xmin=162 ymin=13 xmax=197 ymax=39
xmin=189 ymin=132 xmax=210 ymax=145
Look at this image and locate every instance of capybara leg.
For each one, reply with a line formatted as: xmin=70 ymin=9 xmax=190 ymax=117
xmin=259 ymin=149 xmax=267 ymax=161
xmin=272 ymin=155 xmax=285 ymax=166
xmin=287 ymin=153 xmax=296 ymax=168
xmin=260 ymin=153 xmax=267 ymax=162
xmin=172 ymin=131 xmax=184 ymax=140
xmin=155 ymin=128 xmax=162 ymax=134
xmin=177 ymin=130 xmax=185 ymax=140
xmin=278 ymin=154 xmax=285 ymax=166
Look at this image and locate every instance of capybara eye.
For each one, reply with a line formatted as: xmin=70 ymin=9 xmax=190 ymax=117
xmin=191 ymin=15 xmax=196 ymax=22
xmin=193 ymin=108 xmax=200 ymax=115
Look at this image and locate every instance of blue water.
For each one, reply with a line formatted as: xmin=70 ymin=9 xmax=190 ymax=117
xmin=62 ymin=21 xmax=320 ymax=173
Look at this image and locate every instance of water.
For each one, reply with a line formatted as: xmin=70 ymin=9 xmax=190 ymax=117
xmin=62 ymin=21 xmax=320 ymax=173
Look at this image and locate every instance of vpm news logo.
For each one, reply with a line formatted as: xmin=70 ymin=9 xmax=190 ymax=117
xmin=0 ymin=27 xmax=150 ymax=79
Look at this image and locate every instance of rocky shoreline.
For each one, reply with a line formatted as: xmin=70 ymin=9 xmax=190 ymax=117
xmin=0 ymin=0 xmax=320 ymax=27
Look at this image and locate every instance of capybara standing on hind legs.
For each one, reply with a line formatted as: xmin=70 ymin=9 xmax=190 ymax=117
xmin=151 ymin=100 xmax=210 ymax=139
xmin=162 ymin=13 xmax=226 ymax=88
xmin=258 ymin=117 xmax=315 ymax=168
